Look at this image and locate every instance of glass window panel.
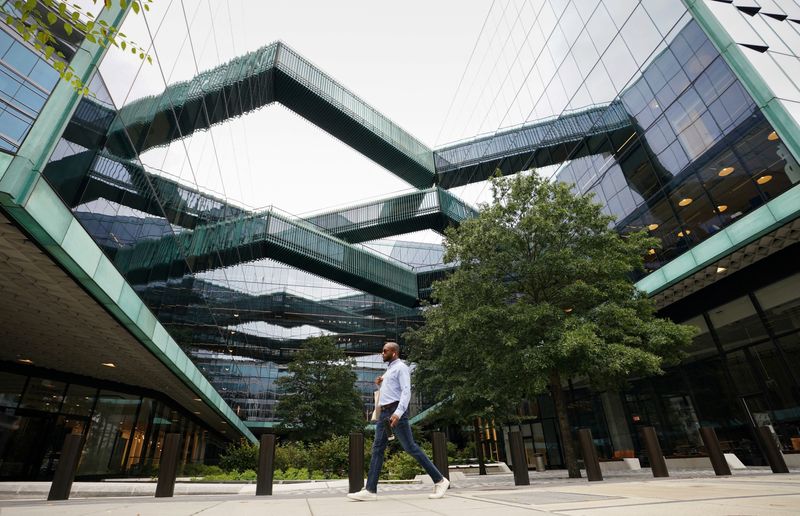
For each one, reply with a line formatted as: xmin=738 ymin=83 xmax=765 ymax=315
xmin=621 ymin=5 xmax=662 ymax=67
xmin=586 ymin=4 xmax=615 ymax=55
xmin=706 ymin=1 xmax=767 ymax=47
xmin=605 ymin=0 xmax=639 ymax=29
xmin=645 ymin=115 xmax=676 ymax=155
xmin=572 ymin=30 xmax=599 ymax=79
xmin=61 ymin=384 xmax=98 ymax=417
xmin=677 ymin=111 xmax=721 ymax=160
xmin=709 ymin=296 xmax=766 ymax=351
xmin=78 ymin=391 xmax=142 ymax=476
xmin=0 ymin=372 xmax=26 ymax=408
xmin=603 ymin=34 xmax=639 ymax=93
xmin=657 ymin=139 xmax=690 ymax=176
xmin=755 ymin=273 xmax=800 ymax=334
xmin=19 ymin=378 xmax=66 ymax=412
xmin=3 ymin=42 xmax=37 ymax=75
xmin=641 ymin=0 xmax=686 ymax=36
xmin=695 ymin=57 xmax=737 ymax=106
xmin=665 ymin=86 xmax=705 ymax=135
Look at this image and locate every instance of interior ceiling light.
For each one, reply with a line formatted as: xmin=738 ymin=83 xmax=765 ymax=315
xmin=678 ymin=197 xmax=693 ymax=207
xmin=767 ymin=131 xmax=779 ymax=141
xmin=647 ymin=249 xmax=656 ymax=255
xmin=718 ymin=166 xmax=734 ymax=177
xmin=717 ymin=205 xmax=728 ymax=213
xmin=677 ymin=230 xmax=692 ymax=238
xmin=233 ymin=313 xmax=239 ymax=317
xmin=757 ymin=175 xmax=773 ymax=184
xmin=17 ymin=358 xmax=33 ymax=364
xmin=101 ymin=362 xmax=116 ymax=368
xmin=716 ymin=266 xmax=727 ymax=273
xmin=647 ymin=223 xmax=659 ymax=231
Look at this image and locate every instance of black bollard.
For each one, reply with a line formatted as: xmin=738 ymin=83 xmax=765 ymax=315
xmin=639 ymin=426 xmax=669 ymax=478
xmin=756 ymin=426 xmax=789 ymax=473
xmin=508 ymin=431 xmax=530 ymax=486
xmin=155 ymin=433 xmax=182 ymax=497
xmin=698 ymin=427 xmax=731 ymax=476
xmin=577 ymin=428 xmax=603 ymax=482
xmin=349 ymin=432 xmax=365 ymax=493
xmin=47 ymin=434 xmax=83 ymax=501
xmin=256 ymin=434 xmax=276 ymax=495
xmin=432 ymin=431 xmax=450 ymax=480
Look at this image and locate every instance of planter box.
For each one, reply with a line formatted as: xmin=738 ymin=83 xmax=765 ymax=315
xmin=599 ymin=458 xmax=641 ymax=473
xmin=664 ymin=454 xmax=746 ymax=470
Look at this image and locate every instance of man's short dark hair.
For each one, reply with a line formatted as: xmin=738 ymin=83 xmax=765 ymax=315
xmin=384 ymin=341 xmax=400 ymax=354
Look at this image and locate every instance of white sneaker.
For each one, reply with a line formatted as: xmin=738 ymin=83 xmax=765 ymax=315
xmin=429 ymin=477 xmax=450 ymax=499
xmin=347 ymin=488 xmax=377 ymax=501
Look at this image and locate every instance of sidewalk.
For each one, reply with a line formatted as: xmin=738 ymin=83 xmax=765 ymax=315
xmin=0 ymin=471 xmax=798 ymax=515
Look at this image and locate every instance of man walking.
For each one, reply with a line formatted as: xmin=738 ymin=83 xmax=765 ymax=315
xmin=347 ymin=341 xmax=450 ymax=501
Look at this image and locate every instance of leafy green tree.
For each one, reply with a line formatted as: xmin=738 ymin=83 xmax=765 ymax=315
xmin=276 ymin=336 xmax=365 ymax=442
xmin=4 ymin=0 xmax=153 ymax=94
xmin=407 ymin=173 xmax=696 ymax=478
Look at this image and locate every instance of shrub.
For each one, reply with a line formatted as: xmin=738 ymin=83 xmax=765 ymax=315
xmin=307 ymin=435 xmax=350 ymax=477
xmin=181 ymin=464 xmax=223 ymax=477
xmin=384 ymin=452 xmax=424 ymax=480
xmin=219 ymin=440 xmax=259 ymax=472
xmin=274 ymin=442 xmax=310 ymax=472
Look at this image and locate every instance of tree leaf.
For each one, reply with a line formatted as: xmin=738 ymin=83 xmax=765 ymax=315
xmin=44 ymin=45 xmax=54 ymax=60
xmin=62 ymin=22 xmax=73 ymax=36
xmin=47 ymin=12 xmax=57 ymax=25
xmin=131 ymin=1 xmax=139 ymax=14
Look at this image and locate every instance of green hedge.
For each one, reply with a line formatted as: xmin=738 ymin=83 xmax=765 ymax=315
xmin=214 ymin=435 xmax=469 ymax=480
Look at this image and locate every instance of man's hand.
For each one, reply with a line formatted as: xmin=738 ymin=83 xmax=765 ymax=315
xmin=390 ymin=414 xmax=399 ymax=428
xmin=375 ymin=375 xmax=383 ymax=386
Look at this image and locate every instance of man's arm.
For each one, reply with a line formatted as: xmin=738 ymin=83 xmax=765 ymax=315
xmin=393 ymin=365 xmax=411 ymax=419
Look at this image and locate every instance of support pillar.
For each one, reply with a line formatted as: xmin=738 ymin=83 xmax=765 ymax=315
xmin=757 ymin=426 xmax=789 ymax=473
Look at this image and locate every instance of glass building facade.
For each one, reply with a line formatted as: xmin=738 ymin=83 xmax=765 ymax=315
xmin=1 ymin=0 xmax=800 ymax=479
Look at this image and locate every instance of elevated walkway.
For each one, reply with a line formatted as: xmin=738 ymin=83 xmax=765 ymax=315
xmin=434 ymin=101 xmax=633 ymax=188
xmin=103 ymin=42 xmax=436 ymax=188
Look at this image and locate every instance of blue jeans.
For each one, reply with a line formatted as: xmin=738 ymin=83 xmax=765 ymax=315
xmin=366 ymin=410 xmax=443 ymax=492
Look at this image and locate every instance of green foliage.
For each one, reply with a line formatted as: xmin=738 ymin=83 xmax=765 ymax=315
xmin=384 ymin=451 xmax=424 ymax=480
xmin=4 ymin=0 xmax=153 ymax=94
xmin=276 ymin=336 xmax=365 ymax=442
xmin=195 ymin=469 xmax=256 ymax=481
xmin=180 ymin=463 xmax=223 ymax=477
xmin=306 ymin=434 xmax=352 ymax=478
xmin=407 ymin=173 xmax=697 ymax=476
xmin=274 ymin=441 xmax=310 ymax=472
xmin=219 ymin=439 xmax=259 ymax=472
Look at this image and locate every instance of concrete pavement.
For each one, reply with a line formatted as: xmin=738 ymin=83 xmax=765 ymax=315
xmin=0 ymin=472 xmax=798 ymax=515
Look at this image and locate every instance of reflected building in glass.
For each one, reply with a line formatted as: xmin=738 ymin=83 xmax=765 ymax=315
xmin=1 ymin=0 xmax=800 ymax=479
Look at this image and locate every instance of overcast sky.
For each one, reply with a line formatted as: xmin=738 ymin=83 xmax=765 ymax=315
xmin=93 ymin=0 xmax=491 ymax=223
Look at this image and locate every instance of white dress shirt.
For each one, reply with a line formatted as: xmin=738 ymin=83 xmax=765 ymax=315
xmin=379 ymin=358 xmax=411 ymax=418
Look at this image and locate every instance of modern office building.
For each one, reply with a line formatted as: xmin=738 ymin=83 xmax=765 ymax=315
xmin=0 ymin=0 xmax=799 ymax=479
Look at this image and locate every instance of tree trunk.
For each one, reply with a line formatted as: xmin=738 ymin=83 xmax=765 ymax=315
xmin=549 ymin=369 xmax=581 ymax=478
xmin=474 ymin=418 xmax=487 ymax=475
